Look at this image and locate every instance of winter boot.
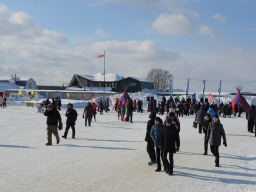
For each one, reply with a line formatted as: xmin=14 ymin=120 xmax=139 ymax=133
xmin=62 ymin=132 xmax=67 ymax=139
xmin=45 ymin=143 xmax=52 ymax=146
xmin=72 ymin=132 xmax=75 ymax=139
xmin=215 ymin=157 xmax=220 ymax=167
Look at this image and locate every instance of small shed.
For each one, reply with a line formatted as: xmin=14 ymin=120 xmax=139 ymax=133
xmin=117 ymin=77 xmax=154 ymax=93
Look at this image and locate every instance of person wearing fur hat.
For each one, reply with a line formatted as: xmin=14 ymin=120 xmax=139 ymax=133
xmin=164 ymin=109 xmax=180 ymax=132
xmin=202 ymin=114 xmax=212 ymax=155
xmin=161 ymin=117 xmax=180 ymax=175
xmin=150 ymin=117 xmax=164 ymax=172
xmin=62 ymin=103 xmax=78 ymax=139
xmin=206 ymin=114 xmax=227 ymax=167
xmin=145 ymin=111 xmax=157 ymax=165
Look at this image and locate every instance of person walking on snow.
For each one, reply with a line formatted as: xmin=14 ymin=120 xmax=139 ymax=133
xmin=62 ymin=103 xmax=78 ymax=139
xmin=206 ymin=114 xmax=227 ymax=167
xmin=202 ymin=114 xmax=212 ymax=155
xmin=44 ymin=104 xmax=62 ymax=146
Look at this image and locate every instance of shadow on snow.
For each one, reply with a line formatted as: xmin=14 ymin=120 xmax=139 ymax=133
xmin=0 ymin=144 xmax=37 ymax=149
xmin=61 ymin=144 xmax=136 ymax=150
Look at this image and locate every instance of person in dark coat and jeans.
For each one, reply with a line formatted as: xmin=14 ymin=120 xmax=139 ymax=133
xmin=196 ymin=106 xmax=206 ymax=133
xmin=83 ymin=102 xmax=93 ymax=126
xmin=62 ymin=103 xmax=78 ymax=139
xmin=150 ymin=117 xmax=164 ymax=172
xmin=246 ymin=105 xmax=255 ymax=133
xmin=145 ymin=111 xmax=157 ymax=165
xmin=161 ymin=117 xmax=180 ymax=175
xmin=206 ymin=115 xmax=227 ymax=167
xmin=44 ymin=104 xmax=62 ymax=146
xmin=202 ymin=114 xmax=212 ymax=155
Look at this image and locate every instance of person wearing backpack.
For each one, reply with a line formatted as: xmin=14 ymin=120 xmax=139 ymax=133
xmin=62 ymin=103 xmax=78 ymax=139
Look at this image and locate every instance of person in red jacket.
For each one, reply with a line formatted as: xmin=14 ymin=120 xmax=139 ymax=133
xmin=92 ymin=102 xmax=97 ymax=122
xmin=133 ymin=100 xmax=137 ymax=112
xmin=3 ymin=96 xmax=7 ymax=108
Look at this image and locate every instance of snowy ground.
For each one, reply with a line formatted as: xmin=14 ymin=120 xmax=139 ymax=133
xmin=0 ymin=106 xmax=256 ymax=192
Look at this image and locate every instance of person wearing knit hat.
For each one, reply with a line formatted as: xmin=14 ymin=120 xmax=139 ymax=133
xmin=150 ymin=116 xmax=164 ymax=172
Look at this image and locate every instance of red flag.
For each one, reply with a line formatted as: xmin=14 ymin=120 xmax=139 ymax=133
xmin=3 ymin=90 xmax=6 ymax=96
xmin=98 ymin=54 xmax=104 ymax=58
xmin=81 ymin=94 xmax=83 ymax=99
xmin=209 ymin=93 xmax=212 ymax=102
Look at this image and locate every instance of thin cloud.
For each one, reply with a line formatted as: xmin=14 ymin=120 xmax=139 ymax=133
xmin=212 ymin=13 xmax=226 ymax=23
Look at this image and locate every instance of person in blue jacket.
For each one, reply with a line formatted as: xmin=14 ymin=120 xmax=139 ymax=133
xmin=207 ymin=104 xmax=216 ymax=119
xmin=150 ymin=117 xmax=164 ymax=172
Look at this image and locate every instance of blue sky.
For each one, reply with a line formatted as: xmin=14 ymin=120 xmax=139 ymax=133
xmin=0 ymin=0 xmax=255 ymax=92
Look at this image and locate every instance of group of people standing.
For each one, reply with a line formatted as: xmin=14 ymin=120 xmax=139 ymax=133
xmin=145 ymin=111 xmax=180 ymax=175
xmin=145 ymin=104 xmax=228 ymax=175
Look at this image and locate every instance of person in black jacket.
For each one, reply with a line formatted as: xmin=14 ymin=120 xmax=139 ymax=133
xmin=83 ymin=102 xmax=93 ymax=126
xmin=196 ymin=106 xmax=206 ymax=133
xmin=44 ymin=104 xmax=62 ymax=146
xmin=161 ymin=117 xmax=180 ymax=175
xmin=145 ymin=111 xmax=156 ymax=166
xmin=62 ymin=103 xmax=78 ymax=139
xmin=246 ymin=105 xmax=255 ymax=133
xmin=126 ymin=100 xmax=133 ymax=123
xmin=202 ymin=114 xmax=212 ymax=155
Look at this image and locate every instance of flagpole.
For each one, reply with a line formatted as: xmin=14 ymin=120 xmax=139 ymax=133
xmin=104 ymin=50 xmax=105 ymax=101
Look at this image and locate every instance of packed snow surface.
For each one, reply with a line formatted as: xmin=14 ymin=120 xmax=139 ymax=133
xmin=0 ymin=106 xmax=256 ymax=192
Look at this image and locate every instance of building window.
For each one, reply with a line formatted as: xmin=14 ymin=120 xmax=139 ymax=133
xmin=129 ymin=82 xmax=136 ymax=87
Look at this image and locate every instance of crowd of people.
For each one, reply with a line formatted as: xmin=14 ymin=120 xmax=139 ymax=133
xmin=3 ymin=92 xmax=254 ymax=176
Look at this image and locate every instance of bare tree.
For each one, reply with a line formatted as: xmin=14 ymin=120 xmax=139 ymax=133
xmin=146 ymin=68 xmax=173 ymax=91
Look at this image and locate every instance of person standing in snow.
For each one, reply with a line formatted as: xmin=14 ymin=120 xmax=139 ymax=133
xmin=62 ymin=103 xmax=78 ymax=139
xmin=206 ymin=115 xmax=227 ymax=167
xmin=252 ymin=109 xmax=256 ymax=137
xmin=126 ymin=100 xmax=133 ymax=123
xmin=145 ymin=111 xmax=157 ymax=166
xmin=196 ymin=106 xmax=206 ymax=134
xmin=164 ymin=109 xmax=180 ymax=132
xmin=83 ymin=102 xmax=93 ymax=126
xmin=44 ymin=104 xmax=62 ymax=146
xmin=160 ymin=118 xmax=180 ymax=175
xmin=246 ymin=105 xmax=255 ymax=133
xmin=92 ymin=102 xmax=97 ymax=122
xmin=202 ymin=114 xmax=212 ymax=155
xmin=150 ymin=117 xmax=164 ymax=172
xmin=3 ymin=96 xmax=7 ymax=108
